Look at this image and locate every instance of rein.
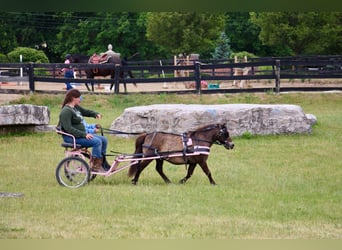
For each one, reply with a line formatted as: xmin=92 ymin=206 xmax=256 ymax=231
xmin=102 ymin=124 xmax=227 ymax=146
xmin=102 ymin=128 xmax=142 ymax=135
xmin=104 ymin=124 xmax=229 ymax=160
xmin=191 ymin=137 xmax=226 ymax=146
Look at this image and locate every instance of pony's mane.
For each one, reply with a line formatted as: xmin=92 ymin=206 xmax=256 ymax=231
xmin=188 ymin=123 xmax=220 ymax=136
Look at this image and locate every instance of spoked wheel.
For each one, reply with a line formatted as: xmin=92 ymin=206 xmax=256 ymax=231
xmin=56 ymin=156 xmax=90 ymax=188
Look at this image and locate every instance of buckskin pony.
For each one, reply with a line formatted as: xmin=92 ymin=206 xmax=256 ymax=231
xmin=128 ymin=123 xmax=234 ymax=185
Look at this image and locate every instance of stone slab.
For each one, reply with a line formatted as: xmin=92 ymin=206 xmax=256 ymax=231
xmin=110 ymin=104 xmax=317 ymax=137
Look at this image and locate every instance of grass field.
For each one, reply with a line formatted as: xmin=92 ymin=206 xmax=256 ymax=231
xmin=0 ymin=92 xmax=341 ymax=239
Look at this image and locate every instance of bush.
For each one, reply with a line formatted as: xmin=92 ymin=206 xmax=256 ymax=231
xmin=258 ymin=65 xmax=274 ymax=75
xmin=230 ymin=51 xmax=257 ymax=61
xmin=7 ymin=47 xmax=49 ymax=63
xmin=0 ymin=53 xmax=9 ymax=63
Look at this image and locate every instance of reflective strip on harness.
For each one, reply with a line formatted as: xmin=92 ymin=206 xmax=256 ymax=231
xmin=193 ymin=146 xmax=210 ymax=155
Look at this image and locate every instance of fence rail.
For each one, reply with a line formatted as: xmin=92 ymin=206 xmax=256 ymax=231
xmin=0 ymin=55 xmax=341 ymax=94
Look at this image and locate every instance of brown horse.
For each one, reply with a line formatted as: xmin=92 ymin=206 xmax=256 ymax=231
xmin=84 ymin=53 xmax=123 ymax=92
xmin=128 ymin=123 xmax=234 ymax=185
xmin=83 ymin=53 xmax=134 ymax=92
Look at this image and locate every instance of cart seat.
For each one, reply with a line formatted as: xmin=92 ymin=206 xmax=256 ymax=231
xmin=56 ymin=126 xmax=84 ymax=150
xmin=61 ymin=142 xmax=83 ymax=149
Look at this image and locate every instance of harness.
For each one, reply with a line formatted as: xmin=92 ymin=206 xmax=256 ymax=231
xmin=182 ymin=132 xmax=193 ymax=154
xmin=141 ymin=131 xmax=211 ymax=163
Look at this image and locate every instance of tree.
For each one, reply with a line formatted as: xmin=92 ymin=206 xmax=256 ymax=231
xmin=224 ymin=12 xmax=292 ymax=57
xmin=0 ymin=13 xmax=63 ymax=61
xmin=0 ymin=13 xmax=19 ymax=53
xmin=225 ymin=12 xmax=261 ymax=55
xmin=250 ymin=12 xmax=342 ymax=55
xmin=53 ymin=12 xmax=169 ymax=62
xmin=211 ymin=31 xmax=232 ymax=59
xmin=146 ymin=12 xmax=226 ymax=56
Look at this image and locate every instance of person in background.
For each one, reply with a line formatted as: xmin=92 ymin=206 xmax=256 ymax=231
xmin=62 ymin=54 xmax=74 ymax=91
xmin=59 ymin=89 xmax=108 ymax=172
xmin=105 ymin=44 xmax=116 ymax=56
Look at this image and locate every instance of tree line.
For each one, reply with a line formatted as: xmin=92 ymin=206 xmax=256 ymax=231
xmin=0 ymin=12 xmax=341 ymax=63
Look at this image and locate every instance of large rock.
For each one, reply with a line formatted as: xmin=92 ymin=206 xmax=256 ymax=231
xmin=0 ymin=104 xmax=51 ymax=134
xmin=0 ymin=104 xmax=50 ymax=125
xmin=110 ymin=104 xmax=316 ymax=137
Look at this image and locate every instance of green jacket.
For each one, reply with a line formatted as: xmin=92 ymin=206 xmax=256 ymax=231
xmin=59 ymin=105 xmax=99 ymax=138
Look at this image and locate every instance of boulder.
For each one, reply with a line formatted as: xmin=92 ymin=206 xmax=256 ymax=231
xmin=110 ymin=104 xmax=316 ymax=137
xmin=0 ymin=104 xmax=50 ymax=125
xmin=0 ymin=104 xmax=50 ymax=134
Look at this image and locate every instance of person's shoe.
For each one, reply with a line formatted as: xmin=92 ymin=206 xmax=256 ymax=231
xmin=91 ymin=157 xmax=105 ymax=172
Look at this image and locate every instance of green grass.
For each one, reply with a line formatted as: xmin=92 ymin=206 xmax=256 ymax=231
xmin=0 ymin=92 xmax=341 ymax=239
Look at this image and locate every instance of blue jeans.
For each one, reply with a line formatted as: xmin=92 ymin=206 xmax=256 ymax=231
xmin=63 ymin=135 xmax=108 ymax=158
xmin=64 ymin=70 xmax=74 ymax=90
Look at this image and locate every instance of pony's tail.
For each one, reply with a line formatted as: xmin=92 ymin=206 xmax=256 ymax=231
xmin=128 ymin=133 xmax=147 ymax=177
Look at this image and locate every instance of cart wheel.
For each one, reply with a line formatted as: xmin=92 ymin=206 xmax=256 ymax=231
xmin=56 ymin=156 xmax=90 ymax=188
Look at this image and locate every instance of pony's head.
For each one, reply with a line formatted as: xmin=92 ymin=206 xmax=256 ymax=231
xmin=217 ymin=123 xmax=234 ymax=150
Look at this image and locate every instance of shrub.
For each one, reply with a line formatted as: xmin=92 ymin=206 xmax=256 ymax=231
xmin=241 ymin=131 xmax=253 ymax=139
xmin=230 ymin=51 xmax=257 ymax=61
xmin=7 ymin=47 xmax=49 ymax=63
xmin=0 ymin=53 xmax=9 ymax=63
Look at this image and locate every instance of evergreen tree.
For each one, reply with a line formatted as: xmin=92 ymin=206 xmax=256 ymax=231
xmin=211 ymin=32 xmax=232 ymax=60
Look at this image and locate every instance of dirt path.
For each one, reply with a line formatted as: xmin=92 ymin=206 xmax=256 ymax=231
xmin=0 ymin=93 xmax=24 ymax=105
xmin=1 ymin=78 xmax=341 ymax=105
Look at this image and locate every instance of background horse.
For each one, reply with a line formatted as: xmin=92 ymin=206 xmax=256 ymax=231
xmin=71 ymin=53 xmax=134 ymax=92
xmin=84 ymin=53 xmax=122 ymax=92
xmin=128 ymin=123 xmax=234 ymax=185
xmin=70 ymin=54 xmax=89 ymax=78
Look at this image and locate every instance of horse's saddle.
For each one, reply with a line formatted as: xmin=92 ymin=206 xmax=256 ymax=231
xmin=88 ymin=53 xmax=111 ymax=64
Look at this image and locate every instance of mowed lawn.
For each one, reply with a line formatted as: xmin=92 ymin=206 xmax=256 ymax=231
xmin=0 ymin=92 xmax=341 ymax=239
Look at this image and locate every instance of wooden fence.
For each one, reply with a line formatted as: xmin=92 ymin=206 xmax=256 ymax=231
xmin=0 ymin=55 xmax=341 ymax=94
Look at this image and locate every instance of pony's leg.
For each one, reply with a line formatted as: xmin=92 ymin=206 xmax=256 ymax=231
xmin=155 ymin=159 xmax=171 ymax=184
xmin=179 ymin=163 xmax=196 ymax=184
xmin=198 ymin=162 xmax=216 ymax=185
xmin=131 ymin=159 xmax=152 ymax=185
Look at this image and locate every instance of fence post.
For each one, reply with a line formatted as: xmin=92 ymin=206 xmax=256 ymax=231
xmin=28 ymin=63 xmax=35 ymax=92
xmin=114 ymin=64 xmax=120 ymax=94
xmin=275 ymin=60 xmax=280 ymax=94
xmin=194 ymin=62 xmax=201 ymax=95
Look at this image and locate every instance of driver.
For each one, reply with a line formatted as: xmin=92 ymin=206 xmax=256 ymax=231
xmin=59 ymin=89 xmax=108 ymax=172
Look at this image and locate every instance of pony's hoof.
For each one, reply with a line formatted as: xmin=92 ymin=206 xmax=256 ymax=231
xmin=179 ymin=179 xmax=186 ymax=184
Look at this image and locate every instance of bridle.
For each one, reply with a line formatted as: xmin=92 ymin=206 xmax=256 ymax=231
xmin=190 ymin=124 xmax=230 ymax=146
